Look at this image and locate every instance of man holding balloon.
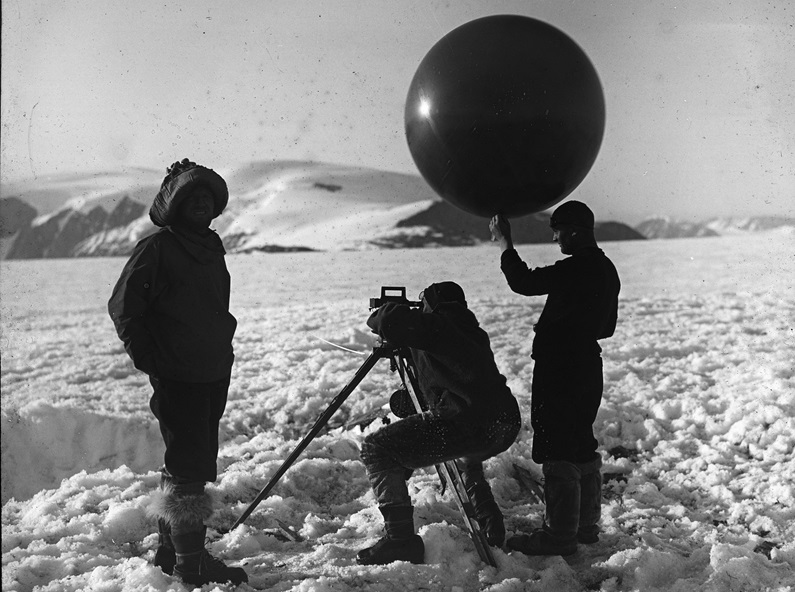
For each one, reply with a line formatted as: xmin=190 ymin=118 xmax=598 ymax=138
xmin=490 ymin=203 xmax=620 ymax=556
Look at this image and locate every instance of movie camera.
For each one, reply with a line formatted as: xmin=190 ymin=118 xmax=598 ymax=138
xmin=369 ymin=286 xmax=422 ymax=310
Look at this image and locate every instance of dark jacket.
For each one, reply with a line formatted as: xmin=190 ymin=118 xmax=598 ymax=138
xmin=108 ymin=226 xmax=236 ymax=383
xmin=501 ymin=246 xmax=620 ymax=358
xmin=367 ymin=302 xmax=518 ymax=423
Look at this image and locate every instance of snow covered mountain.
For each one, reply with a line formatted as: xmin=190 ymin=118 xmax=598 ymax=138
xmin=12 ymin=160 xmax=775 ymax=259
xmin=636 ymin=215 xmax=795 ymax=239
xmin=0 ymin=167 xmax=161 ymax=259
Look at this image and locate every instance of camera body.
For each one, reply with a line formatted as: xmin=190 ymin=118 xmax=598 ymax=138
xmin=370 ymin=286 xmax=422 ymax=310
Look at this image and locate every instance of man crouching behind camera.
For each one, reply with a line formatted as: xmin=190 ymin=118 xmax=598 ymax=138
xmin=357 ymin=281 xmax=521 ymax=565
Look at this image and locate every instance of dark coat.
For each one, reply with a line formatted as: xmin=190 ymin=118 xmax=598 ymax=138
xmin=500 ymin=246 xmax=620 ymax=357
xmin=108 ymin=226 xmax=236 ymax=383
xmin=367 ymin=302 xmax=518 ymax=423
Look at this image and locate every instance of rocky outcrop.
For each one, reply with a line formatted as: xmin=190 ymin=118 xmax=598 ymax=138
xmin=1 ymin=196 xmax=145 ymax=259
xmin=0 ymin=197 xmax=38 ymax=238
xmin=594 ymin=221 xmax=646 ymax=242
xmin=636 ymin=217 xmax=720 ymax=239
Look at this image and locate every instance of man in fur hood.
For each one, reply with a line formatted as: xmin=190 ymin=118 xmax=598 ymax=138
xmin=358 ymin=281 xmax=521 ymax=565
xmin=108 ymin=159 xmax=247 ymax=586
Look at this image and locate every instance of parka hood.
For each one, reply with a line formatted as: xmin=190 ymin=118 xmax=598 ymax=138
xmin=149 ymin=159 xmax=228 ymax=227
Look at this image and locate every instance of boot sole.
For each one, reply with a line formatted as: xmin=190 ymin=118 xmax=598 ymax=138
xmin=356 ymin=536 xmax=424 ymax=565
xmin=174 ymin=570 xmax=248 ymax=586
xmin=507 ymin=534 xmax=577 ymax=556
xmin=356 ymin=550 xmax=424 ymax=565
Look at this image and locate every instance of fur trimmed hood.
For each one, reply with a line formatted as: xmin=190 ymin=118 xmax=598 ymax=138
xmin=149 ymin=159 xmax=229 ymax=227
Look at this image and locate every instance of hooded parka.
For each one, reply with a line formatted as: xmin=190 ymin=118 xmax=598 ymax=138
xmin=108 ymin=226 xmax=236 ymax=383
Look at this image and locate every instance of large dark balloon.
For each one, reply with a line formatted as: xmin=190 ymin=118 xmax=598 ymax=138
xmin=405 ymin=15 xmax=606 ymax=218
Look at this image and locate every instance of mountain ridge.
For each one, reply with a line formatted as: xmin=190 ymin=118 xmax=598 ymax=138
xmin=1 ymin=161 xmax=791 ymax=259
xmin=636 ymin=215 xmax=795 ymax=239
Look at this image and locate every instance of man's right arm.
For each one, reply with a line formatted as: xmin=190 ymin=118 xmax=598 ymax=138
xmin=490 ymin=213 xmax=553 ymax=296
xmin=500 ymin=249 xmax=556 ymax=296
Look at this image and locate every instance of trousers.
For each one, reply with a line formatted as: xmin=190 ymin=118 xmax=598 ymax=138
xmin=530 ymin=354 xmax=603 ymax=464
xmin=360 ymin=409 xmax=520 ymax=507
xmin=149 ymin=375 xmax=230 ymax=483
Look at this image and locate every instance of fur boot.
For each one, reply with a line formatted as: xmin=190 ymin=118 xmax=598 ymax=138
xmin=148 ymin=483 xmax=248 ymax=586
xmin=148 ymin=483 xmax=215 ymax=530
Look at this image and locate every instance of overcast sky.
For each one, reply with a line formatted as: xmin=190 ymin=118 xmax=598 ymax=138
xmin=2 ymin=0 xmax=793 ymax=223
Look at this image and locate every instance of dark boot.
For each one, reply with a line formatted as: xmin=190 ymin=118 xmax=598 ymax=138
xmin=473 ymin=499 xmax=506 ymax=548
xmin=577 ymin=455 xmax=603 ymax=544
xmin=153 ymin=517 xmax=176 ymax=575
xmin=507 ymin=461 xmax=580 ymax=556
xmin=459 ymin=462 xmax=506 ymax=547
xmin=357 ymin=506 xmax=424 ymax=565
xmin=507 ymin=528 xmax=578 ymax=557
xmin=172 ymin=527 xmax=248 ymax=586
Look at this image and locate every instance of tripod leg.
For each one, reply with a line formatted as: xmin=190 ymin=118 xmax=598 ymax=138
xmin=394 ymin=352 xmax=497 ymax=567
xmin=230 ymin=349 xmax=384 ymax=530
